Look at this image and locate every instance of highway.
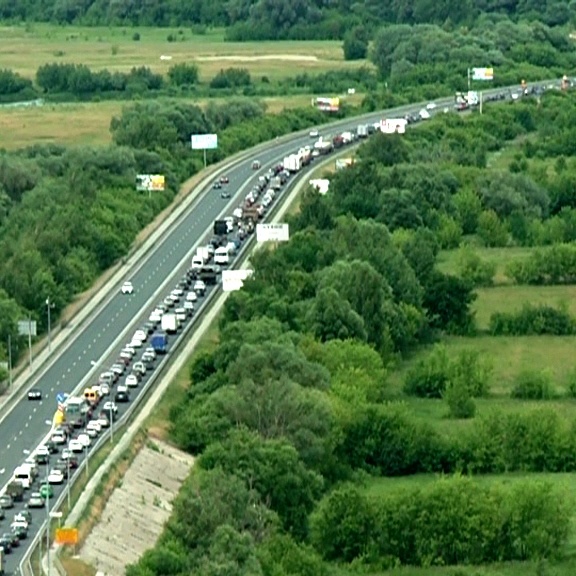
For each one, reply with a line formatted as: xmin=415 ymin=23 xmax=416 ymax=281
xmin=0 ymin=79 xmax=561 ymax=574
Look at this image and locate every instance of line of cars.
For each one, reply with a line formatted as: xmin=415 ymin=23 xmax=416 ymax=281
xmin=1 ymin=116 xmax=362 ymax=571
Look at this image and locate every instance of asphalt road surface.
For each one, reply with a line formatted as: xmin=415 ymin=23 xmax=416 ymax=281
xmin=0 ymin=78 xmax=561 ymax=574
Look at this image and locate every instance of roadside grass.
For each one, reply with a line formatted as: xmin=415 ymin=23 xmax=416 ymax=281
xmin=358 ymin=472 xmax=576 ymax=576
xmin=0 ymin=92 xmax=365 ymax=149
xmin=0 ymin=24 xmax=370 ymax=81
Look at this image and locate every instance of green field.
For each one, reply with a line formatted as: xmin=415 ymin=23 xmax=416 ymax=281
xmin=0 ymin=91 xmax=365 ymax=149
xmin=0 ymin=24 xmax=369 ymax=81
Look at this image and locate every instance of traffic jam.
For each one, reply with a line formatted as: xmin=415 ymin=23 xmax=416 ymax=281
xmin=0 ymin=133 xmax=364 ymax=568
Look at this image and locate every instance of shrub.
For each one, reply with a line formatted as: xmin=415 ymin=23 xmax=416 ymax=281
xmin=511 ymin=370 xmax=554 ymax=400
xmin=456 ymin=246 xmax=495 ymax=287
xmin=404 ymin=345 xmax=451 ymax=398
xmin=444 ymin=379 xmax=476 ymax=419
xmin=489 ymin=304 xmax=576 ymax=336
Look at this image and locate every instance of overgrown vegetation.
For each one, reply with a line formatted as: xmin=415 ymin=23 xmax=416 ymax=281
xmin=125 ymin=91 xmax=576 ymax=575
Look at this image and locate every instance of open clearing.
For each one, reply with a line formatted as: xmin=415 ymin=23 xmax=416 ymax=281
xmin=0 ymin=92 xmax=364 ymax=149
xmin=77 ymin=439 xmax=194 ymax=575
xmin=0 ymin=24 xmax=370 ymax=81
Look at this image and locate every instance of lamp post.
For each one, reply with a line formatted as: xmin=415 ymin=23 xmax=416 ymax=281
xmin=84 ymin=444 xmax=89 ymax=480
xmin=46 ymin=298 xmax=55 ymax=352
xmin=110 ymin=405 xmax=114 ymax=444
xmin=7 ymin=334 xmax=12 ymax=390
xmin=45 ymin=470 xmax=52 ymax=576
xmin=66 ymin=457 xmax=71 ymax=511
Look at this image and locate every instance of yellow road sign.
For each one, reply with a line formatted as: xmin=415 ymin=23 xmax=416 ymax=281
xmin=55 ymin=527 xmax=78 ymax=545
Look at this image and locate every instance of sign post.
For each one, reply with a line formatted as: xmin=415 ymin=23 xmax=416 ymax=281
xmin=191 ymin=134 xmax=218 ymax=168
xmin=18 ymin=318 xmax=37 ymax=372
xmin=135 ymin=174 xmax=165 ymax=199
xmin=256 ymin=223 xmax=290 ymax=243
xmin=468 ymin=68 xmax=493 ymax=114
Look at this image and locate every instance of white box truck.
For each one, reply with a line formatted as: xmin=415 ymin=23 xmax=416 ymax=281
xmin=191 ymin=246 xmax=211 ymax=269
xmin=161 ymin=313 xmax=179 ymax=334
xmin=214 ymin=246 xmax=230 ymax=265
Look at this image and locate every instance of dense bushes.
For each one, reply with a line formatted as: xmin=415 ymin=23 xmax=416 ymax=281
xmin=490 ymin=303 xmax=576 ymax=335
xmin=507 ymin=243 xmax=576 ymax=285
xmin=311 ymin=478 xmax=571 ymax=566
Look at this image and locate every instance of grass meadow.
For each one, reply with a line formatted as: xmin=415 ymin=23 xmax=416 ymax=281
xmin=0 ymin=92 xmax=366 ymax=149
xmin=0 ymin=24 xmax=369 ymax=81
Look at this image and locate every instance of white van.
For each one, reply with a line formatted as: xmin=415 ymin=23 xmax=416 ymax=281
xmin=214 ymin=247 xmax=230 ymax=265
xmin=191 ymin=255 xmax=205 ymax=270
xmin=13 ymin=465 xmax=33 ymax=489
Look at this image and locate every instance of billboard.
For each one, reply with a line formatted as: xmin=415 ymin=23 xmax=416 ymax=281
xmin=136 ymin=174 xmax=165 ymax=192
xmin=256 ymin=223 xmax=290 ymax=243
xmin=312 ymin=97 xmax=340 ymax=112
xmin=222 ymin=269 xmax=253 ymax=292
xmin=55 ymin=528 xmax=79 ymax=545
xmin=471 ymin=67 xmax=494 ymax=81
xmin=335 ymin=158 xmax=354 ymax=170
xmin=191 ymin=134 xmax=218 ymax=150
xmin=380 ymin=118 xmax=408 ymax=134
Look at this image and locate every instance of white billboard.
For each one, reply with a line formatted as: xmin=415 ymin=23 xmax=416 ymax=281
xmin=256 ymin=223 xmax=290 ymax=243
xmin=222 ymin=269 xmax=253 ymax=292
xmin=471 ymin=67 xmax=494 ymax=81
xmin=380 ymin=118 xmax=408 ymax=134
xmin=191 ymin=134 xmax=218 ymax=150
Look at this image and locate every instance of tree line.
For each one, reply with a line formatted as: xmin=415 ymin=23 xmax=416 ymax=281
xmin=124 ymin=89 xmax=576 ymax=575
xmin=0 ymin=0 xmax=573 ymax=40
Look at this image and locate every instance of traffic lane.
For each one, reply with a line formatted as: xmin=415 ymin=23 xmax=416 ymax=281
xmin=0 ymin=94 xmax=509 ymax=480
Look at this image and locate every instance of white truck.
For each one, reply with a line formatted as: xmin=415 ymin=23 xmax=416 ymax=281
xmin=161 ymin=313 xmax=179 ymax=334
xmin=191 ymin=246 xmax=211 ymax=269
xmin=357 ymin=124 xmax=369 ymax=138
xmin=341 ymin=131 xmax=354 ymax=144
xmin=214 ymin=246 xmax=230 ymax=265
xmin=283 ymin=154 xmax=302 ymax=173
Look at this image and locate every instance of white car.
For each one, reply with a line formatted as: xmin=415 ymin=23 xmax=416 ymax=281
xmin=103 ymin=401 xmax=118 ymax=414
xmin=61 ymin=448 xmax=73 ymax=460
xmin=121 ymin=281 xmax=134 ymax=295
xmin=125 ymin=374 xmax=139 ymax=388
xmin=51 ymin=432 xmax=66 ymax=445
xmin=149 ymin=312 xmax=162 ymax=323
xmin=85 ymin=426 xmax=98 ymax=438
xmin=68 ymin=440 xmax=84 ymax=453
xmin=183 ymin=301 xmax=195 ymax=311
xmin=76 ymin=433 xmax=91 ymax=448
xmin=171 ymin=288 xmax=184 ymax=297
xmin=99 ymin=383 xmax=111 ymax=396
xmin=130 ymin=339 xmax=143 ymax=348
xmin=419 ymin=109 xmax=431 ymax=120
xmin=88 ymin=418 xmax=103 ymax=431
xmin=186 ymin=291 xmax=198 ymax=302
xmin=36 ymin=446 xmax=50 ymax=457
xmin=123 ymin=346 xmax=136 ymax=356
xmin=144 ymin=347 xmax=157 ymax=359
xmin=47 ymin=469 xmax=64 ymax=484
xmin=133 ymin=330 xmax=147 ymax=342
xmin=194 ymin=280 xmax=206 ymax=294
xmin=175 ymin=308 xmax=188 ymax=322
xmin=132 ymin=361 xmax=147 ymax=375
xmin=426 ymin=102 xmax=436 ymax=110
xmin=309 ymin=129 xmax=319 ymax=138
xmin=116 ymin=385 xmax=129 ymax=394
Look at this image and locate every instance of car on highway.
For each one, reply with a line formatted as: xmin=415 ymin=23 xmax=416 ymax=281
xmin=76 ymin=433 xmax=91 ymax=448
xmin=221 ymin=191 xmax=231 ymax=199
xmin=121 ymin=281 xmax=134 ymax=294
xmin=125 ymin=374 xmax=139 ymax=388
xmin=68 ymin=440 xmax=84 ymax=454
xmin=0 ymin=534 xmax=13 ymax=553
xmin=115 ymin=390 xmax=130 ymax=403
xmin=220 ymin=175 xmax=229 ymax=184
xmin=27 ymin=492 xmax=44 ymax=509
xmin=0 ymin=495 xmax=13 ymax=509
xmin=309 ymin=129 xmax=319 ymax=137
xmin=102 ymin=401 xmax=118 ymax=415
xmin=252 ymin=160 xmax=261 ymax=169
xmin=3 ymin=531 xmax=19 ymax=548
xmin=27 ymin=389 xmax=42 ymax=401
xmin=186 ymin=291 xmax=198 ymax=302
xmin=39 ymin=483 xmax=53 ymax=499
xmin=132 ymin=362 xmax=146 ymax=376
xmin=50 ymin=432 xmax=67 ymax=445
xmin=96 ymin=412 xmax=110 ymax=428
xmin=11 ymin=521 xmax=28 ymax=540
xmin=47 ymin=469 xmax=64 ymax=484
xmin=213 ymin=181 xmax=222 ymax=189
xmin=193 ymin=280 xmax=206 ymax=295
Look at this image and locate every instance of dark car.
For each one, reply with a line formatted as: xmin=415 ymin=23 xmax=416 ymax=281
xmin=11 ymin=524 xmax=27 ymax=540
xmin=0 ymin=533 xmax=12 ymax=553
xmin=213 ymin=181 xmax=222 ymax=189
xmin=27 ymin=388 xmax=42 ymax=400
xmin=35 ymin=452 xmax=49 ymax=465
xmin=221 ymin=191 xmax=231 ymax=199
xmin=219 ymin=175 xmax=229 ymax=184
xmin=4 ymin=531 xmax=20 ymax=547
xmin=115 ymin=391 xmax=130 ymax=403
xmin=143 ymin=322 xmax=157 ymax=334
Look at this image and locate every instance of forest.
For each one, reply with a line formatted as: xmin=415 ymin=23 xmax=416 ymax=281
xmin=123 ymin=90 xmax=576 ymax=575
xmin=0 ymin=0 xmax=573 ymax=39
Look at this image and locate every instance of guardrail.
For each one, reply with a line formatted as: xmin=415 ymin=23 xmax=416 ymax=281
xmin=18 ymin=136 xmax=345 ymax=576
xmin=18 ymin=78 xmax=564 ymax=575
